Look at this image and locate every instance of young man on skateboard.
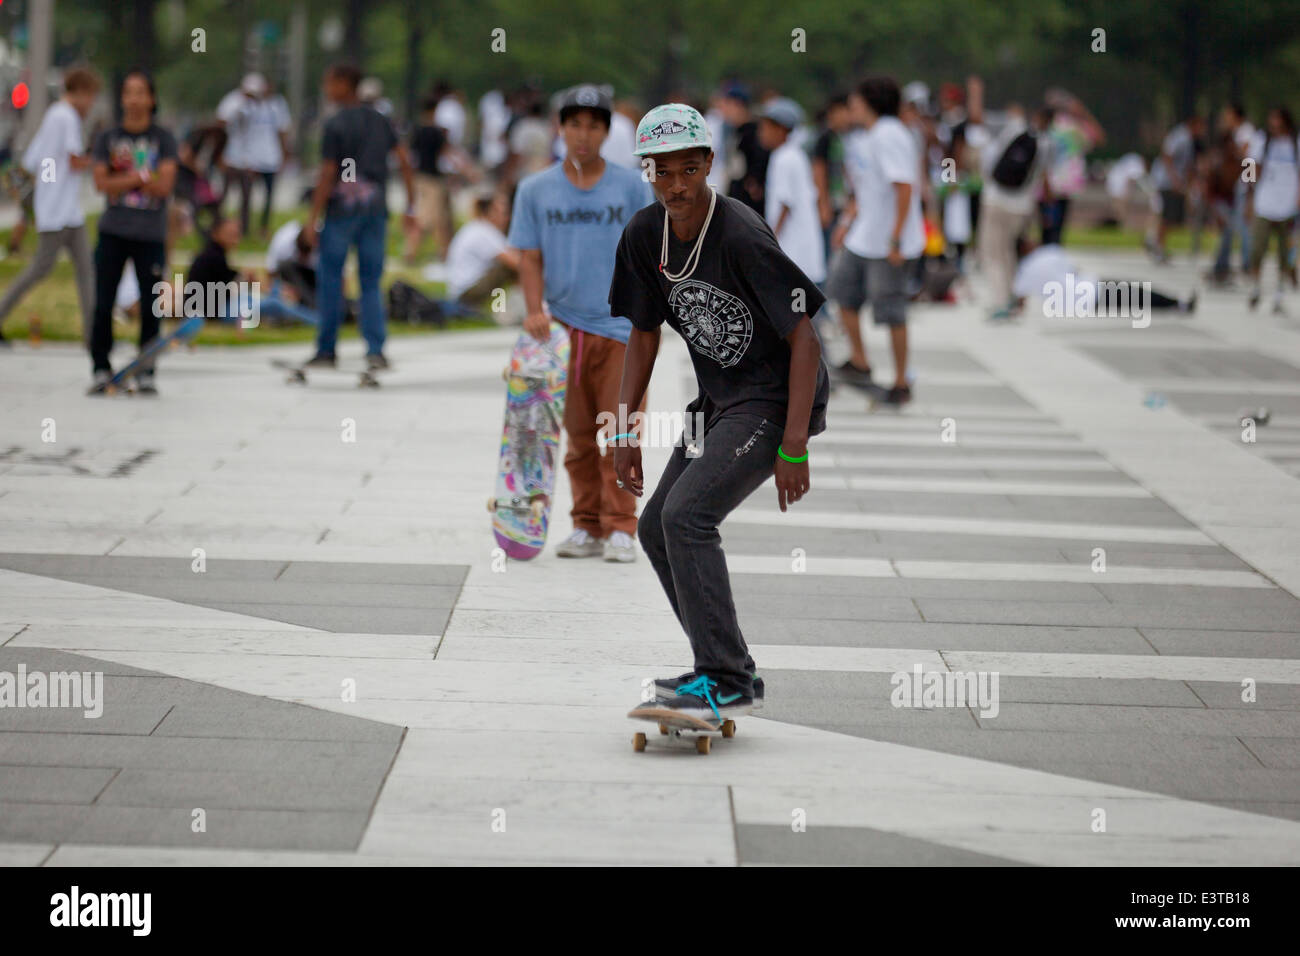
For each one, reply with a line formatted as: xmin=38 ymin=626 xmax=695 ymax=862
xmin=612 ymin=104 xmax=829 ymax=724
xmin=507 ymin=85 xmax=653 ymax=563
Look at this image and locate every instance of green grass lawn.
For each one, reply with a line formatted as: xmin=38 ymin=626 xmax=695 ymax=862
xmin=0 ymin=210 xmax=495 ymax=344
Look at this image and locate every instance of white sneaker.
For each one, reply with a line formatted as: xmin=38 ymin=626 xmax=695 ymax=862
xmin=556 ymin=528 xmax=603 ymax=558
xmin=604 ymin=530 xmax=637 ymax=563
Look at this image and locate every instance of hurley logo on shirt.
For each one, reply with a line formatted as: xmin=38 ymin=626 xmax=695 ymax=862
xmin=545 ymin=205 xmax=628 ymax=226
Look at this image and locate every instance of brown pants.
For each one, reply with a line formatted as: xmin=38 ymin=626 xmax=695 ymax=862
xmin=562 ymin=326 xmax=643 ymax=538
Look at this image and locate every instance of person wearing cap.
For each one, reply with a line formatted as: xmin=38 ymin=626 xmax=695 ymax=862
xmin=216 ymin=72 xmax=291 ymax=239
xmin=827 ymin=76 xmax=925 ymax=406
xmin=612 ymin=104 xmax=829 ymax=724
xmin=506 ymin=84 xmax=654 ymax=563
xmin=758 ymin=97 xmax=826 ymax=291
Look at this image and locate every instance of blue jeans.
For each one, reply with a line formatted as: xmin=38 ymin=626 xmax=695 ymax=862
xmin=316 ymin=213 xmax=387 ymax=356
xmin=261 ymin=280 xmax=319 ymax=326
xmin=1213 ymin=184 xmax=1252 ymax=277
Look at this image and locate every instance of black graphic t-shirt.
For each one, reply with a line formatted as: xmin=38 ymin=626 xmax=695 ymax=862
xmin=92 ymin=123 xmax=179 ymax=243
xmin=609 ymin=193 xmax=829 ymax=435
xmin=321 ymin=105 xmax=398 ymax=218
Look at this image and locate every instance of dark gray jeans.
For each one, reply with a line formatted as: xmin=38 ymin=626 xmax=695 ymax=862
xmin=638 ymin=411 xmax=780 ymax=697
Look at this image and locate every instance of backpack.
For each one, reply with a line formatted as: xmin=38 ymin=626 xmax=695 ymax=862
xmin=991 ymin=131 xmax=1038 ymax=189
xmin=387 ymin=281 xmax=447 ymax=326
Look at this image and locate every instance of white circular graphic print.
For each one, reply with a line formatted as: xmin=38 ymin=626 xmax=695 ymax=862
xmin=667 ymin=280 xmax=753 ymax=368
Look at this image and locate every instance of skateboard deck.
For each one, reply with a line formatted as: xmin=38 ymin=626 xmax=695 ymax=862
xmin=87 ymin=316 xmax=203 ymax=395
xmin=628 ymin=707 xmax=738 ymax=755
xmin=271 ymin=358 xmax=383 ymax=389
xmin=487 ymin=323 xmax=569 ymax=560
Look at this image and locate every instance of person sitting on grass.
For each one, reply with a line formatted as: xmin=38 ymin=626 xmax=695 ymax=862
xmin=186 ymin=217 xmax=254 ymax=324
xmin=445 ymin=190 xmax=520 ymax=310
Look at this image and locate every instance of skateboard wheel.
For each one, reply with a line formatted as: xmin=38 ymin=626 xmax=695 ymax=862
xmin=486 ymin=496 xmax=497 ymax=513
xmin=529 ymin=499 xmax=545 ymax=520
xmin=695 ymin=736 xmax=711 ymax=755
xmin=721 ymin=720 xmax=736 ymax=739
xmin=657 ymin=722 xmax=668 ymax=736
xmin=501 ymin=366 xmax=509 ymax=382
xmin=633 ymin=732 xmax=647 ymax=752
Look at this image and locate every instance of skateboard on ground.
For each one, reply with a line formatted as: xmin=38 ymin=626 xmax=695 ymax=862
xmin=271 ymin=358 xmax=383 ymax=389
xmin=487 ymin=322 xmax=569 ymax=560
xmin=87 ymin=316 xmax=203 ymax=395
xmin=629 ymin=706 xmax=738 ymax=755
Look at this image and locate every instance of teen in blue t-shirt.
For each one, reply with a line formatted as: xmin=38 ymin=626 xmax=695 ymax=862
xmin=507 ymin=85 xmax=653 ymax=564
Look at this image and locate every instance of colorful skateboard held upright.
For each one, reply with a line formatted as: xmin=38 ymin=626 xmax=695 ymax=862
xmin=487 ymin=323 xmax=569 ymax=560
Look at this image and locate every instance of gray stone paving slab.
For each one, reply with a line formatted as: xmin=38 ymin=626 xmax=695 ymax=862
xmin=1240 ymin=738 xmax=1300 ymax=769
xmin=1078 ymin=346 xmax=1300 ymax=380
xmin=1210 ymin=801 xmax=1300 ymax=821
xmin=808 ymin=726 xmax=1260 ymax=768
xmin=0 ymin=802 xmax=89 ymax=843
xmin=1095 ymin=584 xmax=1300 ymax=611
xmin=1139 ymin=628 xmax=1300 ymax=659
xmin=197 ymin=603 xmax=452 ymax=634
xmin=65 ymin=806 xmax=372 ymax=851
xmin=1024 ymin=765 xmax=1300 ymax=805
xmin=763 ymin=696 xmax=979 ymax=728
xmin=1186 ymin=682 xmax=1300 ymax=710
xmin=1160 ymin=391 xmax=1300 ymax=416
xmin=976 ymin=703 xmax=1300 ymax=736
xmin=46 ymin=578 xmax=464 ymax=610
xmin=818 ymin=492 xmax=1189 ymax=525
xmin=154 ymin=704 xmax=404 ymax=743
xmin=816 ymin=440 xmax=1101 ymax=459
xmin=764 ymin=671 xmax=1202 ymax=707
xmin=915 ymin=599 xmax=1300 ymax=631
xmin=0 ymin=703 xmax=171 ymax=734
xmin=732 ymin=574 xmax=1109 ymax=603
xmin=0 ymin=766 xmax=116 ymax=804
xmin=0 ymin=647 xmax=401 ymax=850
xmin=980 ymin=468 xmax=1135 ymax=483
xmin=1057 ymin=545 xmax=1251 ymax=570
xmin=0 ymin=732 xmax=397 ymax=775
xmin=736 ymin=823 xmax=1026 ymax=866
xmin=0 ymin=554 xmax=286 ymax=581
xmin=738 ymin=603 xmax=922 ymax=634
xmin=277 ymin=561 xmax=469 ymax=586
xmin=744 ymin=621 xmax=1153 ymax=654
xmin=98 ymin=768 xmax=383 ymax=812
xmin=737 ymin=594 xmax=929 ymax=622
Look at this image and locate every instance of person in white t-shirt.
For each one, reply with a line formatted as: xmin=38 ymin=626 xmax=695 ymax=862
xmin=446 ymin=191 xmax=520 ymax=305
xmin=0 ymin=67 xmax=101 ymax=348
xmin=1247 ymin=107 xmax=1300 ymax=314
xmin=758 ymin=97 xmax=826 ymax=285
xmin=826 ymin=76 xmax=925 ymax=405
xmin=479 ymin=89 xmax=510 ymax=172
xmin=434 ymin=86 xmax=467 ymax=148
xmin=217 ymin=73 xmax=291 ymax=239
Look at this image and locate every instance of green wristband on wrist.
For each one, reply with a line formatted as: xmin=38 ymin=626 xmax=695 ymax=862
xmin=777 ymin=445 xmax=808 ymax=464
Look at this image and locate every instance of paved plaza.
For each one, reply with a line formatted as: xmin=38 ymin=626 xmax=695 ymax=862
xmin=1 ymin=250 xmax=1299 ymax=866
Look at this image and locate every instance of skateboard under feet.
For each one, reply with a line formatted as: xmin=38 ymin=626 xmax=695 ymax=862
xmin=629 ymin=709 xmax=738 ymax=755
xmin=271 ymin=358 xmax=382 ymax=389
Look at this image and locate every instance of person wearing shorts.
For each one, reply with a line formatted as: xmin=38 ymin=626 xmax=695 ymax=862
xmin=827 ymin=75 xmax=925 ymax=405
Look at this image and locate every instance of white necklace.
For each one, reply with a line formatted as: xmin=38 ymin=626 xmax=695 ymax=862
xmin=660 ymin=187 xmax=716 ymax=282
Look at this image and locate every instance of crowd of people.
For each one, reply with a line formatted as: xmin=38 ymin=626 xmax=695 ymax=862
xmin=1 ymin=60 xmax=1296 ymax=374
